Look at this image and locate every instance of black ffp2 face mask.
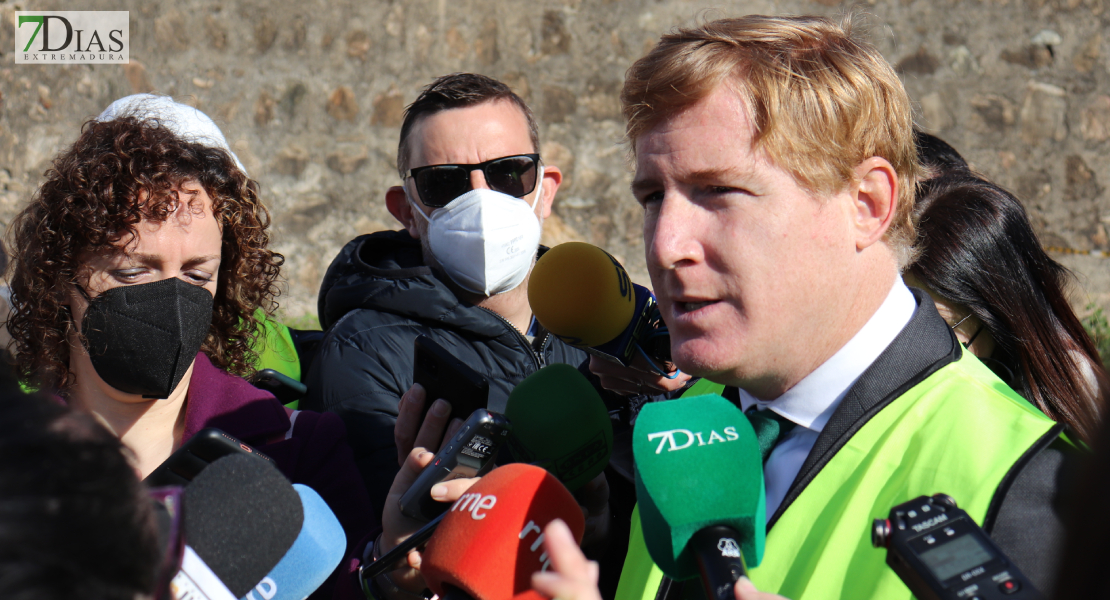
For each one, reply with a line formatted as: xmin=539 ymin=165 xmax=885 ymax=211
xmin=80 ymin=277 xmax=214 ymax=399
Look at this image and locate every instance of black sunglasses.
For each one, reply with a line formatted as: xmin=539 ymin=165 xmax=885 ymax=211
xmin=405 ymin=153 xmax=541 ymax=208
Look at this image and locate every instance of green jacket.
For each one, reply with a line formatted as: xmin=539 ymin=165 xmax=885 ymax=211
xmin=251 ymin=310 xmax=302 ymax=382
xmin=617 ymin=289 xmax=1068 ymax=600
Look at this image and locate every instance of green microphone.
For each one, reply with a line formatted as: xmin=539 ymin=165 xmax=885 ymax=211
xmin=633 ymin=393 xmax=765 ymax=600
xmin=504 ymin=363 xmax=614 ymax=491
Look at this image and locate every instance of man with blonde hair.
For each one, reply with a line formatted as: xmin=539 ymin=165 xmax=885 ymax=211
xmin=580 ymin=14 xmax=1072 ymax=600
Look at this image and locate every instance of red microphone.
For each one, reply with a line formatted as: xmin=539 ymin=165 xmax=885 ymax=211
xmin=420 ymin=464 xmax=585 ymax=600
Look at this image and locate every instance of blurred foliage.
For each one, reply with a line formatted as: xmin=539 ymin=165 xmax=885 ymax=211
xmin=1082 ymin=302 xmax=1110 ymax=370
xmin=280 ymin=312 xmax=322 ymax=331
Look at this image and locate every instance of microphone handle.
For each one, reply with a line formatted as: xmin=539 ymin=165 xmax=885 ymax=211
xmin=691 ymin=525 xmax=747 ymax=600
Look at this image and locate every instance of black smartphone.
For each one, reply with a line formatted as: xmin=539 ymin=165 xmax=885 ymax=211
xmin=412 ymin=335 xmax=490 ymax=422
xmin=398 ymin=408 xmax=512 ymax=522
xmin=251 ymin=368 xmax=309 ymax=405
xmin=144 ymin=428 xmax=276 ymax=488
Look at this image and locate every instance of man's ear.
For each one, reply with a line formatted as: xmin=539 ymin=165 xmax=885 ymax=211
xmin=386 ymin=186 xmax=421 ymax=239
xmin=852 ymin=157 xmax=898 ymax=251
xmin=537 ymin=165 xmax=562 ymax=219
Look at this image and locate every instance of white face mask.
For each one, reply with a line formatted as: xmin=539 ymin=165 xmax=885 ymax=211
xmin=409 ymin=168 xmax=544 ymax=296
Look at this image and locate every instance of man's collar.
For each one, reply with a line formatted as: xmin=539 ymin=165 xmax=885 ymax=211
xmin=738 ymin=277 xmax=917 ymax=431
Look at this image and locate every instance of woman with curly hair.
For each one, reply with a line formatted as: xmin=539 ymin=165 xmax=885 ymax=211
xmin=6 ymin=95 xmax=374 ymax=595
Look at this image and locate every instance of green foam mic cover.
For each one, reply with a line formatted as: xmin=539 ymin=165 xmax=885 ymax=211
xmin=633 ymin=393 xmax=765 ymax=580
xmin=505 ymin=363 xmax=614 ymax=491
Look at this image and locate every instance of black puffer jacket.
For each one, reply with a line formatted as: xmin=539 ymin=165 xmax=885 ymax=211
xmin=303 ymin=230 xmax=604 ymax=517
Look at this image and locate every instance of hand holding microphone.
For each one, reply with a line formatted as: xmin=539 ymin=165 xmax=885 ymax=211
xmin=527 ymin=523 xmax=790 ymax=600
xmin=419 ymin=463 xmax=585 ymax=600
xmin=531 ymin=519 xmax=603 ymax=600
xmin=733 ymin=578 xmax=790 ymax=600
xmin=504 ymin=363 xmax=615 ymax=545
xmin=633 ymin=393 xmax=766 ymax=600
xmin=588 ymin=354 xmax=691 ymax=396
xmin=527 ymin=242 xmax=690 ymax=395
xmin=377 ymin=361 xmax=617 ymax=599
xmin=377 ymin=446 xmax=482 ymax=595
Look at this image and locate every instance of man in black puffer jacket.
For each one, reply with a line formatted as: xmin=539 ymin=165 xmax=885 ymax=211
xmin=303 ymin=73 xmax=641 ymax=520
xmin=306 ymin=76 xmax=690 ymax=598
xmin=306 ymin=228 xmax=608 ymax=513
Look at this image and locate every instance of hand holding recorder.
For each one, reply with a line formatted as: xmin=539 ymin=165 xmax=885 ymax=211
xmin=399 ymin=408 xmax=511 ymax=522
xmin=377 ymin=447 xmax=483 ymax=596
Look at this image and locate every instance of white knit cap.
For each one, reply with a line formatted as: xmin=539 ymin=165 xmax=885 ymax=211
xmin=96 ymin=93 xmax=247 ymax=175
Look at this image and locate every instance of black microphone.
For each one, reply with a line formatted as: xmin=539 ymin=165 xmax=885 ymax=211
xmin=170 ymin=454 xmax=346 ymax=600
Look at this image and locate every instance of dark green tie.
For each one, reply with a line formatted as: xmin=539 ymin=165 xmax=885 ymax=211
xmin=745 ymin=406 xmax=797 ymax=462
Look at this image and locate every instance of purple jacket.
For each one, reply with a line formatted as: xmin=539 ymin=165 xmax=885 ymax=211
xmin=182 ymin=354 xmax=377 ymax=598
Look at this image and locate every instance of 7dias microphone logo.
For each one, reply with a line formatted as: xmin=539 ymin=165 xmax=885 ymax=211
xmin=718 ymin=538 xmax=741 ymax=558
xmin=15 ymin=11 xmax=128 ymax=64
xmin=647 ymin=427 xmax=740 ymax=454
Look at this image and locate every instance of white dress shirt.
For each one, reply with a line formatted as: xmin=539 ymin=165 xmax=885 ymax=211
xmin=737 ymin=278 xmax=917 ymax=520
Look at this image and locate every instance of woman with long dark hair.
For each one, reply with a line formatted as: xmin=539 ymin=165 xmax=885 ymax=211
xmin=907 ymin=173 xmax=1105 ymax=443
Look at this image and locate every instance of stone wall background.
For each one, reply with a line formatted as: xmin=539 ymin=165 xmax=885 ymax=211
xmin=3 ymin=0 xmax=1110 ymax=325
